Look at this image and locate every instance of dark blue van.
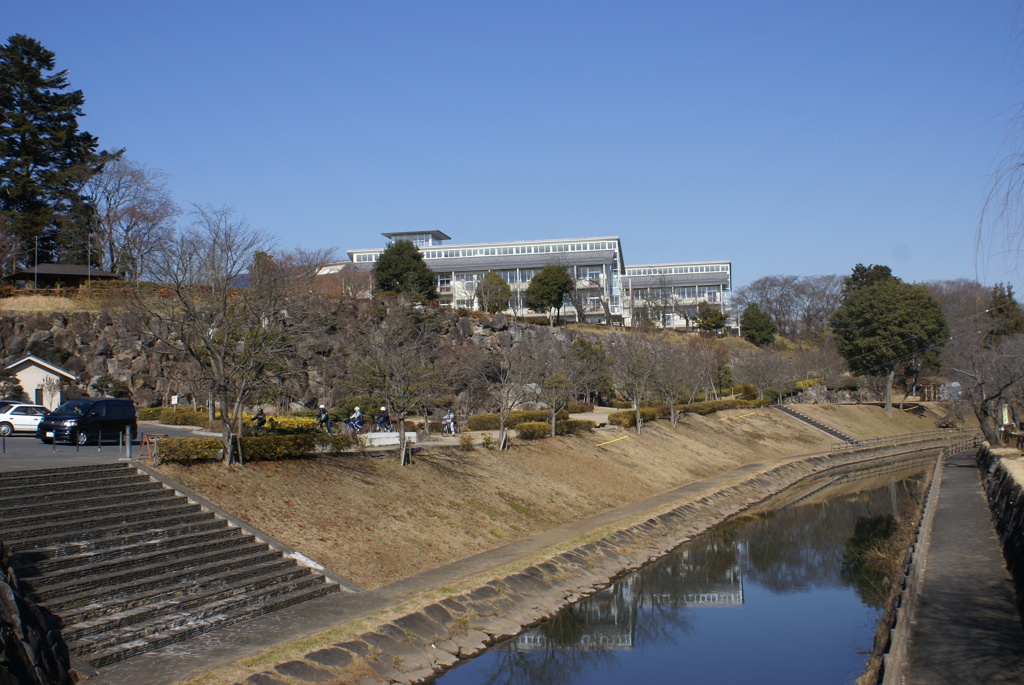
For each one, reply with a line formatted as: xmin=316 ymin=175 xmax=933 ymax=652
xmin=36 ymin=398 xmax=138 ymax=445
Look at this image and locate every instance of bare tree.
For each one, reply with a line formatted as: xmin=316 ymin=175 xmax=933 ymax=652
xmin=481 ymin=331 xmax=542 ymax=450
xmin=734 ymin=275 xmax=800 ymax=337
xmin=945 ymin=331 xmax=1024 ymax=443
xmin=793 ymin=274 xmax=844 ymax=340
xmin=651 ymin=337 xmax=693 ymax=426
xmin=534 ymin=335 xmax=579 ymax=436
xmin=313 ymin=266 xmax=374 ymax=300
xmin=82 ymin=156 xmax=178 ymax=279
xmin=732 ymin=346 xmax=788 ymax=401
xmin=348 ymin=304 xmax=455 ymax=465
xmin=687 ymin=335 xmax=729 ymax=401
xmin=609 ymin=331 xmax=657 ymax=433
xmin=123 ymin=205 xmax=330 ymax=464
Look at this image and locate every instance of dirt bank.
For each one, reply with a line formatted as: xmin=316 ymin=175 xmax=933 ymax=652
xmin=152 ymin=403 xmax=949 ymax=590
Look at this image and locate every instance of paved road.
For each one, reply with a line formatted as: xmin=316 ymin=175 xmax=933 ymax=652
xmin=0 ymin=422 xmax=211 ymax=472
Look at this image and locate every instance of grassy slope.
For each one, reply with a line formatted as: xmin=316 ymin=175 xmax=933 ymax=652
xmin=153 ymin=403 xmax=949 ymax=590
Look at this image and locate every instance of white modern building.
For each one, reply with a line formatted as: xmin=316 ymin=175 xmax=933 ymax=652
xmin=321 ymin=231 xmax=733 ymax=329
xmin=623 ymin=261 xmax=733 ymax=330
xmin=326 ymin=231 xmax=626 ymax=324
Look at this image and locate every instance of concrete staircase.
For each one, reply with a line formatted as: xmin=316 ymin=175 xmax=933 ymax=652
xmin=0 ymin=463 xmax=338 ymax=668
xmin=773 ymin=405 xmax=857 ymax=444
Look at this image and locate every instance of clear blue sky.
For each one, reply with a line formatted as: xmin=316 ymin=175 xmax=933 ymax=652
xmin=5 ymin=1 xmax=1021 ymax=290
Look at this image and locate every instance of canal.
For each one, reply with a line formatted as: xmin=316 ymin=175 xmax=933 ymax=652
xmin=433 ymin=461 xmax=932 ymax=685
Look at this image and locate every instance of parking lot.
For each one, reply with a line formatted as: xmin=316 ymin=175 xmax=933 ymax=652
xmin=0 ymin=423 xmax=212 ymax=472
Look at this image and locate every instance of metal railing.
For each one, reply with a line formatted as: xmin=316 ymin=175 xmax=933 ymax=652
xmin=830 ymin=428 xmax=975 ymax=454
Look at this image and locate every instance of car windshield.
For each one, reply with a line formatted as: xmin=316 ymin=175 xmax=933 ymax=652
xmin=53 ymin=400 xmax=93 ymax=416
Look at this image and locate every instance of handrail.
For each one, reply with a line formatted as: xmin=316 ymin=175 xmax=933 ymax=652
xmin=830 ymin=429 xmax=977 ymax=454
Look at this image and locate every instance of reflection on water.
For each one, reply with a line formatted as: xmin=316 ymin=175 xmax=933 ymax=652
xmin=435 ymin=469 xmax=928 ymax=685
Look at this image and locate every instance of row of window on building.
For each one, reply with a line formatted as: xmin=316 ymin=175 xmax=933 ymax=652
xmin=323 ymin=231 xmax=734 ymax=329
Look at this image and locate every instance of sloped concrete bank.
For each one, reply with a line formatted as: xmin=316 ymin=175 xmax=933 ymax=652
xmin=233 ymin=436 xmax=963 ymax=685
xmin=979 ymin=444 xmax=1024 ymax=627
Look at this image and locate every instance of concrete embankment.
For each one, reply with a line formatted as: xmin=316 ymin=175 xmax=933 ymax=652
xmin=97 ymin=435 xmax=967 ymax=685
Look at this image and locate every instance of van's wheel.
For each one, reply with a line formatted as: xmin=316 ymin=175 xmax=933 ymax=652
xmin=0 ymin=423 xmax=12 ymax=437
xmin=76 ymin=431 xmax=89 ymax=446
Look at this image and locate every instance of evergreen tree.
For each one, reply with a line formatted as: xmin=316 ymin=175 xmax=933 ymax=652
xmin=986 ymin=283 xmax=1024 ymax=342
xmin=830 ymin=269 xmax=948 ymax=417
xmin=695 ymin=300 xmax=727 ymax=334
xmin=372 ymin=240 xmax=438 ymax=301
xmin=524 ymin=264 xmax=573 ymax=323
xmin=0 ymin=34 xmax=103 ymax=262
xmin=476 ymin=270 xmax=511 ymax=314
xmin=740 ymin=302 xmax=777 ymax=346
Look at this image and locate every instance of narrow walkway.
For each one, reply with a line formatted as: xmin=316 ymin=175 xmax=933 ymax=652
xmin=906 ymin=450 xmax=1024 ymax=684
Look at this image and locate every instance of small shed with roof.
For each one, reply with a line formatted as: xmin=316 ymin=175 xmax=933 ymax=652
xmin=3 ymin=264 xmax=120 ymax=289
xmin=3 ymin=354 xmax=77 ymax=409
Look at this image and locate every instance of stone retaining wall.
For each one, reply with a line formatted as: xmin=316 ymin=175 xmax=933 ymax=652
xmin=0 ymin=541 xmax=74 ymax=685
xmin=979 ymin=444 xmax=1024 ymax=626
xmin=242 ymin=437 xmax=961 ymax=685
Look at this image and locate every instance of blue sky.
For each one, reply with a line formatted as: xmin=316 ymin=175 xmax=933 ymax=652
xmin=4 ymin=1 xmax=1021 ymax=290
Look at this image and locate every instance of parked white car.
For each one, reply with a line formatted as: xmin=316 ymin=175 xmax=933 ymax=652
xmin=0 ymin=404 xmax=50 ymax=436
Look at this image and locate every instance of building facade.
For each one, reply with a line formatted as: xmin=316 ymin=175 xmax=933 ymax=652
xmin=321 ymin=231 xmax=732 ymax=329
xmin=623 ymin=261 xmax=733 ymax=330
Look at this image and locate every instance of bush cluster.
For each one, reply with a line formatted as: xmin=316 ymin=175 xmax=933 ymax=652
xmin=677 ymin=398 xmax=771 ymax=415
xmin=154 ymin=437 xmax=222 ymax=463
xmin=608 ymin=407 xmax=660 ymax=428
xmin=238 ymin=434 xmax=316 ymax=461
xmin=609 ymin=400 xmax=661 ymax=409
xmin=515 ymin=421 xmax=551 ymax=440
xmin=556 ymin=419 xmax=594 ymax=435
xmin=566 ymin=401 xmax=594 ymax=413
xmin=141 ymin=408 xmax=218 ymax=430
xmin=465 ymin=410 xmax=570 ymax=431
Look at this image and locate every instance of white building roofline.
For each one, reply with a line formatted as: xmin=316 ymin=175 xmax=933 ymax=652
xmin=4 ymin=353 xmax=78 ymax=381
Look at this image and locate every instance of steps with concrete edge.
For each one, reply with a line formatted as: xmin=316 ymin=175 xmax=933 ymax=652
xmin=773 ymin=405 xmax=857 ymax=443
xmin=0 ymin=463 xmax=338 ymax=668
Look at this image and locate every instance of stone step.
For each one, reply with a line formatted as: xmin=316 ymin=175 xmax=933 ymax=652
xmin=10 ymin=525 xmax=241 ymax=573
xmin=26 ymin=544 xmax=283 ymax=601
xmin=1 ymin=499 xmax=205 ymax=543
xmin=78 ymin=581 xmax=337 ymax=668
xmin=34 ymin=549 xmax=292 ymax=611
xmin=0 ymin=466 xmax=148 ymax=493
xmin=63 ymin=569 xmax=325 ymax=642
xmin=0 ymin=489 xmax=190 ymax=529
xmin=0 ymin=463 xmax=128 ymax=486
xmin=59 ymin=564 xmax=317 ymax=632
xmin=4 ymin=510 xmax=219 ymax=551
xmin=19 ymin=533 xmax=257 ymax=587
xmin=0 ymin=484 xmax=177 ymax=520
xmin=0 ymin=476 xmax=164 ymax=505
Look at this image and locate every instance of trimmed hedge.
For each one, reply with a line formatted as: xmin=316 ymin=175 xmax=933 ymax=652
xmin=466 ymin=414 xmax=499 ymax=431
xmin=610 ymin=400 xmax=661 ymax=409
xmin=516 ymin=422 xmax=551 ymax=440
xmin=154 ymin=437 xmax=222 ymax=463
xmin=556 ymin=419 xmax=594 ymax=435
xmin=567 ymin=401 xmax=594 ymax=413
xmin=465 ymin=410 xmax=571 ymax=431
xmin=155 ymin=433 xmax=356 ymax=463
xmin=678 ymin=398 xmax=771 ymax=415
xmin=608 ymin=407 xmax=660 ymax=428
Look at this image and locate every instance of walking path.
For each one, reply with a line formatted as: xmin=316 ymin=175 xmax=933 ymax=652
xmin=906 ymin=450 xmax=1024 ymax=684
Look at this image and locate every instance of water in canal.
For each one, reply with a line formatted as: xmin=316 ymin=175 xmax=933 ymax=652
xmin=434 ymin=465 xmax=931 ymax=685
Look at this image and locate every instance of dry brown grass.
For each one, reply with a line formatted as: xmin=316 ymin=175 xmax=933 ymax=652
xmin=0 ymin=294 xmax=102 ymax=314
xmin=152 ymin=404 xmax=944 ymax=590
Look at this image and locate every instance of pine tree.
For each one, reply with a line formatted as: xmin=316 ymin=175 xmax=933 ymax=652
xmin=372 ymin=240 xmax=438 ymax=301
xmin=0 ymin=34 xmax=102 ymax=262
xmin=740 ymin=302 xmax=777 ymax=346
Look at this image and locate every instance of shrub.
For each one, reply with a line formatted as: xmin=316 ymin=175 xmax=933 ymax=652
xmin=137 ymin=407 xmax=162 ymax=421
xmin=567 ymin=401 xmax=594 ymax=413
xmin=678 ymin=398 xmax=770 ymax=416
xmin=466 ymin=413 xmax=500 ymax=431
xmin=610 ymin=400 xmax=660 ymax=409
xmin=458 ymin=432 xmax=475 ymax=450
xmin=516 ymin=421 xmax=551 ymax=440
xmin=556 ymin=419 xmax=594 ymax=435
xmin=508 ymin=409 xmax=569 ymax=427
xmin=238 ymin=434 xmax=316 ymax=461
xmin=155 ymin=437 xmax=222 ymax=463
xmin=315 ymin=433 xmax=356 ymax=454
xmin=481 ymin=433 xmax=495 ymax=449
xmin=608 ymin=407 xmax=659 ymax=428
